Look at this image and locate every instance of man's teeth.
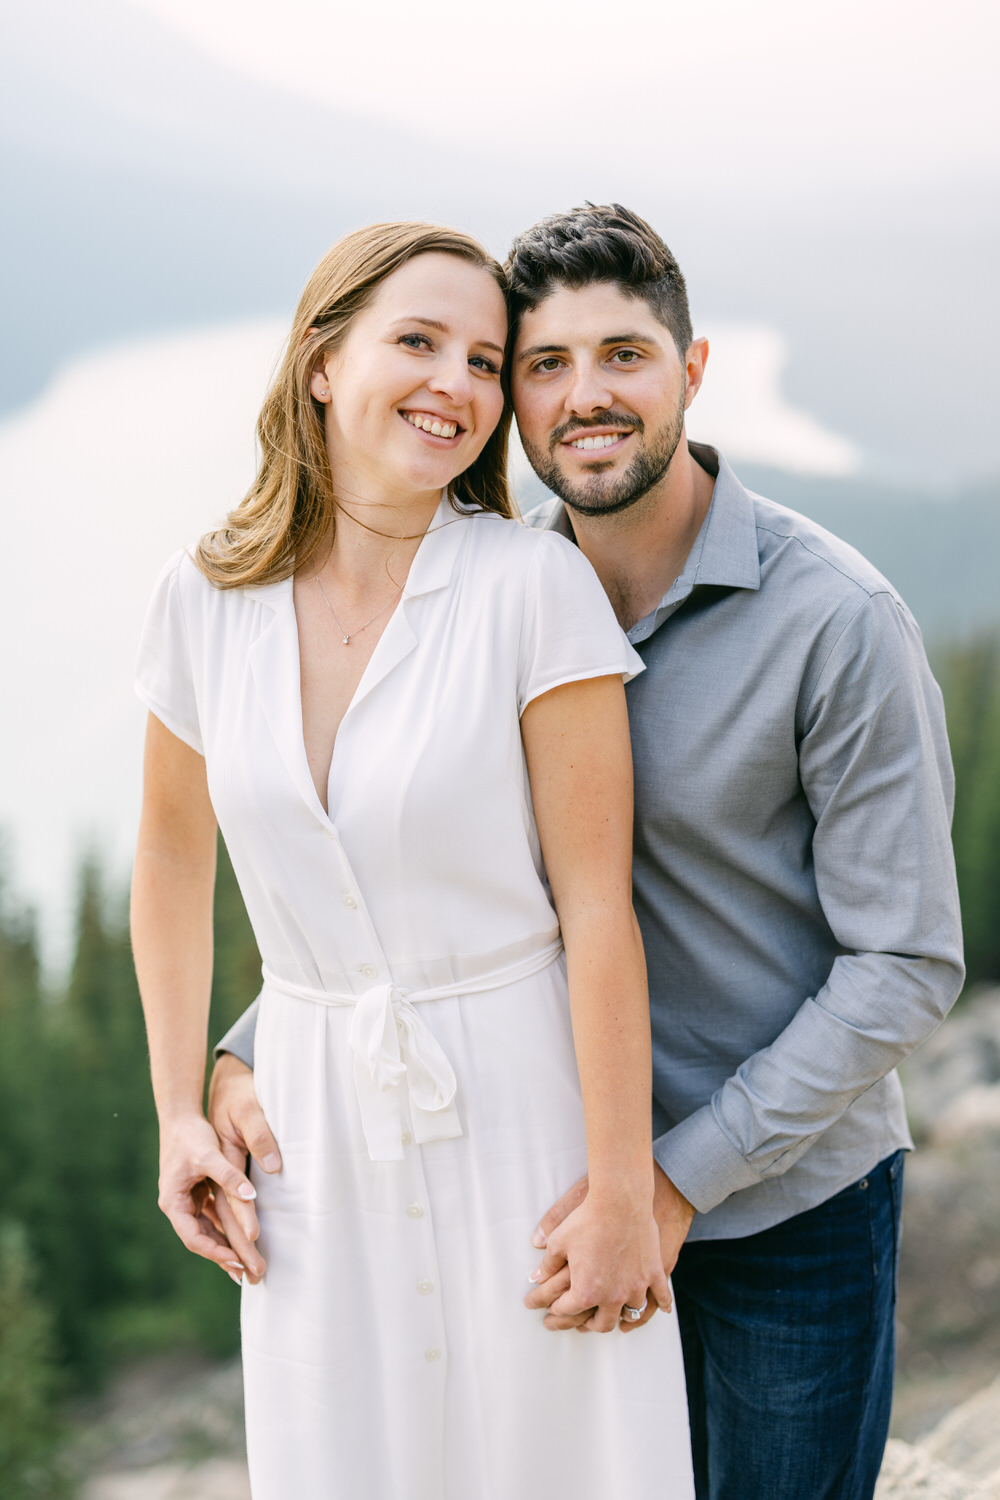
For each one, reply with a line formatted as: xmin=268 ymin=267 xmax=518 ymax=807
xmin=405 ymin=413 xmax=458 ymax=438
xmin=571 ymin=433 xmax=625 ymax=450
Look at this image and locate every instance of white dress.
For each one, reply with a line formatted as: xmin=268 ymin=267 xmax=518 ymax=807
xmin=137 ymin=499 xmax=693 ymax=1500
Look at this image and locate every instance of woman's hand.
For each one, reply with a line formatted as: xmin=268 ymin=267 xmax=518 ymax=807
xmin=158 ymin=1112 xmax=265 ymax=1283
xmin=525 ymin=1163 xmax=695 ymax=1331
xmin=528 ymin=1180 xmax=672 ymax=1333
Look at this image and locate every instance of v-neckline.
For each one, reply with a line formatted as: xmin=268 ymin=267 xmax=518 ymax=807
xmin=253 ymin=495 xmax=471 ymax=828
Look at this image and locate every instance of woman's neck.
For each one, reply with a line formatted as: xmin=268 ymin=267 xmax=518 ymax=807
xmin=306 ymin=479 xmax=443 ymax=605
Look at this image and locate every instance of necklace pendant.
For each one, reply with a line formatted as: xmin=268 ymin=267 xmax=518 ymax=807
xmin=342 ymin=635 xmax=350 ymax=645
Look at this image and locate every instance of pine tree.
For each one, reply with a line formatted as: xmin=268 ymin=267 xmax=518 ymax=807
xmin=0 ymin=1221 xmax=70 ymax=1499
xmin=938 ymin=635 xmax=1000 ymax=984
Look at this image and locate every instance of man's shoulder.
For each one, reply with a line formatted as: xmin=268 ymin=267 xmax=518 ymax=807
xmin=519 ymin=495 xmax=563 ymax=532
xmin=745 ymin=486 xmax=902 ymax=610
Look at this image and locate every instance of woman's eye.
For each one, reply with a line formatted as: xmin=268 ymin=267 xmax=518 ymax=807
xmin=399 ymin=333 xmax=432 ymax=351
xmin=470 ymin=355 xmax=500 ymax=374
xmin=535 ymin=358 xmax=562 ymax=373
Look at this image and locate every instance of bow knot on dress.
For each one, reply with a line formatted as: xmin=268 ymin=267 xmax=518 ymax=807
xmin=347 ymin=983 xmax=460 ymax=1159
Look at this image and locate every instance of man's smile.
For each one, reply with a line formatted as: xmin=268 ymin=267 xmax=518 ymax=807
xmin=562 ymin=429 xmax=634 ymax=454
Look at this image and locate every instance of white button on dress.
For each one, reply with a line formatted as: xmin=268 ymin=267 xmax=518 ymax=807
xmin=137 ymin=499 xmax=693 ymax=1499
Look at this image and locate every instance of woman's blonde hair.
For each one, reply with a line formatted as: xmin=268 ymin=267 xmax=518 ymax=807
xmin=196 ymin=222 xmax=515 ymax=590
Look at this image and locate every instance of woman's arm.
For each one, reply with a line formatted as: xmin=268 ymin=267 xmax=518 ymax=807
xmin=131 ymin=712 xmax=264 ymax=1282
xmin=520 ymin=674 xmax=671 ymax=1332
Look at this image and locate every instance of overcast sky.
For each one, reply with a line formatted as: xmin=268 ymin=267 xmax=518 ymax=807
xmin=123 ymin=0 xmax=1000 ymax=197
xmin=3 ymin=0 xmax=998 ymax=960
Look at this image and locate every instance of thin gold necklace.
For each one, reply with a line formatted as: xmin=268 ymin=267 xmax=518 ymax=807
xmin=315 ymin=574 xmax=404 ymax=646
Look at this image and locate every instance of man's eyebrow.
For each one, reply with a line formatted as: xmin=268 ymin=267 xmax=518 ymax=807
xmin=517 ymin=333 xmax=656 ymax=361
xmin=517 ymin=343 xmax=570 ymax=361
xmin=391 ymin=316 xmax=504 ymax=354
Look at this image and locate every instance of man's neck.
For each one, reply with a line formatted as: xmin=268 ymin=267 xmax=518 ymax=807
xmin=563 ymin=440 xmax=716 ymax=631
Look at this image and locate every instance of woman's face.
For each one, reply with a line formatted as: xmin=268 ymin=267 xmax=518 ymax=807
xmin=311 ymin=252 xmax=508 ymax=501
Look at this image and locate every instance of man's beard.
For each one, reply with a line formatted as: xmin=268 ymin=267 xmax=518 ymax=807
xmin=521 ymin=389 xmax=687 ymax=518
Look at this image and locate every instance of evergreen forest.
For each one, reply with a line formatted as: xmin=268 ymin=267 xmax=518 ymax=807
xmin=1 ymin=636 xmax=999 ymax=1495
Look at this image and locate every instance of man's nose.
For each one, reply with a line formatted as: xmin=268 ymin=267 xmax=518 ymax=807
xmin=565 ymin=362 xmax=614 ymax=417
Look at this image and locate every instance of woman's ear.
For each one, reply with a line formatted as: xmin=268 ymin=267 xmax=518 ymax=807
xmin=309 ymin=358 xmax=331 ymax=403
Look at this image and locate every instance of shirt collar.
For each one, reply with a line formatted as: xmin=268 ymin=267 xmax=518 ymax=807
xmin=244 ymin=493 xmax=472 ymax=609
xmin=536 ymin=442 xmax=761 ymax=643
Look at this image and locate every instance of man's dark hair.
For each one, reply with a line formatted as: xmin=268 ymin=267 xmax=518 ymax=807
xmin=505 ymin=203 xmax=692 ymax=358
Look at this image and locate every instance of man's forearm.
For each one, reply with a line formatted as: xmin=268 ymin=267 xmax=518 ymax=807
xmin=213 ymin=995 xmax=260 ymax=1069
xmin=654 ymin=947 xmax=963 ymax=1214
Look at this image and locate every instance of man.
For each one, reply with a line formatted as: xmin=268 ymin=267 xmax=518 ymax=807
xmin=204 ymin=205 xmax=963 ymax=1499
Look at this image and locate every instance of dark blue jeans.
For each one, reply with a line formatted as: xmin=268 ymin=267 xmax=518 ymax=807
xmin=672 ymin=1150 xmax=904 ymax=1500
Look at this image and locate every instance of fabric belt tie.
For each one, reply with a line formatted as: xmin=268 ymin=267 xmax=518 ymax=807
xmin=261 ymin=939 xmax=563 ymax=1161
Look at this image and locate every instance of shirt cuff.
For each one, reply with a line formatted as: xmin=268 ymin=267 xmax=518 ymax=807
xmin=213 ymin=997 xmax=259 ymax=1069
xmin=654 ymin=1105 xmax=763 ymax=1215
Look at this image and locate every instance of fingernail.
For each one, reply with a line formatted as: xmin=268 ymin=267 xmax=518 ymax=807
xmin=227 ymin=1261 xmax=243 ymax=1273
xmin=531 ymin=1229 xmax=546 ymax=1249
xmin=228 ymin=1270 xmax=244 ymax=1286
xmin=236 ymin=1183 xmax=257 ymax=1200
xmin=262 ymin=1153 xmax=281 ymax=1173
xmin=527 ymin=1267 xmax=543 ymax=1284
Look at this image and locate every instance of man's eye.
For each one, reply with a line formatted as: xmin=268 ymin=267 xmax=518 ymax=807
xmin=614 ymin=350 xmax=640 ymax=363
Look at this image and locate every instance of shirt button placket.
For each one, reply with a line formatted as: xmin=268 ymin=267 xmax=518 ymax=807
xmin=402 ymin=1133 xmax=446 ymax=1439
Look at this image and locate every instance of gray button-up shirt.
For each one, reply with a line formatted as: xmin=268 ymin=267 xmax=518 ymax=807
xmin=536 ymin=443 xmax=963 ymax=1238
xmin=217 ymin=444 xmax=964 ymax=1240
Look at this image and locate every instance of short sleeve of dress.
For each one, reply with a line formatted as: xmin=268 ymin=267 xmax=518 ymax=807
xmin=135 ymin=549 xmax=205 ymax=755
xmin=518 ymin=531 xmax=645 ymax=714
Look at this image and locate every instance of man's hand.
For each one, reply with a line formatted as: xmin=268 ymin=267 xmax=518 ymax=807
xmin=524 ymin=1162 xmax=695 ymax=1331
xmin=206 ymin=1053 xmax=282 ymax=1285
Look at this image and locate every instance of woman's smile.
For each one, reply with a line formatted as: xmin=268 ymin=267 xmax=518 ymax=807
xmin=398 ymin=409 xmax=463 ymax=442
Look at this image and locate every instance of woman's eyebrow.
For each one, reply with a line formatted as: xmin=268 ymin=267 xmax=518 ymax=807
xmin=390 ymin=315 xmax=504 ymax=354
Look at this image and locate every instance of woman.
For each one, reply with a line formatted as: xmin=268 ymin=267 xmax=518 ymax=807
xmin=132 ymin=223 xmax=693 ymax=1498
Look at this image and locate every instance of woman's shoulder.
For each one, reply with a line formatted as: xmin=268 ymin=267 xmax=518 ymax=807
xmin=152 ymin=544 xmax=289 ymax=614
xmin=464 ymin=508 xmax=593 ymax=578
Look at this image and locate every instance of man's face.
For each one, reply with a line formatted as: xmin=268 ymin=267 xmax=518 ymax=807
xmin=512 ymin=282 xmax=696 ymax=517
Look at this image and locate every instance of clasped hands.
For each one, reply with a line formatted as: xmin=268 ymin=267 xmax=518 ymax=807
xmin=523 ymin=1164 xmax=695 ymax=1333
xmin=163 ymin=1054 xmax=695 ymax=1327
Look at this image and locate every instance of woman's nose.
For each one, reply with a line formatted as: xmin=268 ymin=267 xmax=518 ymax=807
xmin=428 ymin=354 xmax=473 ymax=405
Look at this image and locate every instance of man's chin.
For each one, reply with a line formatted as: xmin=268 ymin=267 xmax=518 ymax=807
xmin=551 ymin=475 xmax=656 ymax=519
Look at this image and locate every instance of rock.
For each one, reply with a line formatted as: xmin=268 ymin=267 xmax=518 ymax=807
xmin=922 ymin=1375 xmax=1000 ymax=1481
xmin=932 ymin=1085 xmax=1000 ymax=1147
xmin=876 ymin=1440 xmax=998 ymax=1497
xmin=878 ymin=1373 xmax=1000 ymax=1497
xmin=81 ymin=1459 xmax=250 ymax=1500
xmin=66 ymin=1353 xmax=246 ymax=1475
xmin=901 ymin=989 xmax=1000 ymax=1145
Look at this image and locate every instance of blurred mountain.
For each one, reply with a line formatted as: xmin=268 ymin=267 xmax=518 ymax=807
xmin=2 ymin=0 xmax=999 ymax=488
xmin=0 ymin=0 xmax=527 ymax=416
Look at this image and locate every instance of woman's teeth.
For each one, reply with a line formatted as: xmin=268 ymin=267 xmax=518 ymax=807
xmin=404 ymin=413 xmax=458 ymax=439
xmin=571 ymin=433 xmax=625 ymax=450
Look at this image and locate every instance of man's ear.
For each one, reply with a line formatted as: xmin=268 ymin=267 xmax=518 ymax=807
xmin=684 ymin=338 xmax=709 ymax=409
